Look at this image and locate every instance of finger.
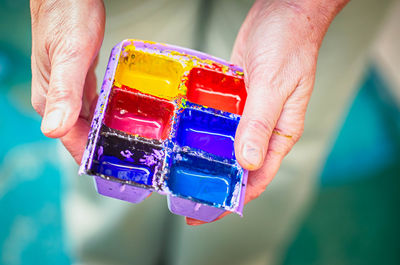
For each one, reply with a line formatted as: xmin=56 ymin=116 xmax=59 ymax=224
xmin=61 ymin=64 xmax=99 ymax=164
xmin=61 ymin=93 xmax=98 ymax=164
xmin=41 ymin=48 xmax=93 ymax=138
xmin=243 ymin=128 xmax=298 ymax=204
xmin=60 ymin=117 xmax=91 ymax=164
xmin=243 ymin=145 xmax=284 ymax=203
xmin=244 ymin=78 xmax=312 ymax=202
xmin=234 ymin=63 xmax=295 ymax=171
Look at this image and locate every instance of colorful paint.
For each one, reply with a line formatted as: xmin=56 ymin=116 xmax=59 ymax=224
xmin=167 ymin=152 xmax=241 ymax=208
xmin=175 ymin=107 xmax=238 ymax=160
xmin=104 ymin=87 xmax=175 ymax=140
xmin=114 ymin=50 xmax=184 ymax=99
xmin=187 ymin=67 xmax=247 ymax=115
xmin=79 ymin=40 xmax=249 ymax=222
xmin=90 ymin=126 xmax=164 ymax=186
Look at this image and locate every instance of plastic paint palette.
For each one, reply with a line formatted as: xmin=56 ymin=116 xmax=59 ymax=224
xmin=79 ymin=40 xmax=248 ymax=222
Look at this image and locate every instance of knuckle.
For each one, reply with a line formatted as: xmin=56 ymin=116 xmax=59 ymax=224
xmin=48 ymin=32 xmax=90 ymax=65
xmin=245 ymin=57 xmax=293 ymax=100
xmin=64 ymin=38 xmax=87 ymax=58
xmin=47 ymin=86 xmax=79 ymax=104
xmin=50 ymin=41 xmax=84 ymax=64
xmin=244 ymin=117 xmax=275 ymax=137
xmin=280 ymin=1 xmax=307 ymax=15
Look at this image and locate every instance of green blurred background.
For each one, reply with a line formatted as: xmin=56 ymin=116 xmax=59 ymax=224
xmin=0 ymin=0 xmax=399 ymax=265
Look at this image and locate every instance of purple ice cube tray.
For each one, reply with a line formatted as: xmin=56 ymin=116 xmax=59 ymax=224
xmin=79 ymin=39 xmax=248 ymax=222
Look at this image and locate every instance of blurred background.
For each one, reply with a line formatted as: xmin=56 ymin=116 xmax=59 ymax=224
xmin=0 ymin=0 xmax=399 ymax=265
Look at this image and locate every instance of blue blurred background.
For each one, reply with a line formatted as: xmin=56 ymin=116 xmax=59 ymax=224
xmin=0 ymin=0 xmax=399 ymax=265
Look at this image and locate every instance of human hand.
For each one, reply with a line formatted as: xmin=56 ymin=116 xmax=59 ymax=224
xmin=30 ymin=0 xmax=105 ymax=163
xmin=187 ymin=0 xmax=348 ymax=225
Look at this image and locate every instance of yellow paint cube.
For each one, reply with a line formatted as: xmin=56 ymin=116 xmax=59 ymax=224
xmin=114 ymin=50 xmax=184 ymax=99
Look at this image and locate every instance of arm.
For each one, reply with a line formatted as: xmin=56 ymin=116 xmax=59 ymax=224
xmin=187 ymin=0 xmax=349 ymax=225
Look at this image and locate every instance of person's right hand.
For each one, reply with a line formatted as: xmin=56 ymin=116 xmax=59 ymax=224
xmin=186 ymin=0 xmax=348 ymax=225
xmin=30 ymin=0 xmax=105 ymax=162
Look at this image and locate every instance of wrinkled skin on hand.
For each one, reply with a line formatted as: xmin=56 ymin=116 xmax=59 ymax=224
xmin=186 ymin=0 xmax=348 ymax=225
xmin=30 ymin=0 xmax=105 ymax=160
xmin=30 ymin=0 xmax=347 ymax=226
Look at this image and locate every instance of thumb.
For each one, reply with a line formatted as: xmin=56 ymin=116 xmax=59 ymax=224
xmin=234 ymin=67 xmax=291 ymax=171
xmin=41 ymin=52 xmax=92 ymax=138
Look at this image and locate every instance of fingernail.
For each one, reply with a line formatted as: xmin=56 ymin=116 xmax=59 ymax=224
xmin=242 ymin=143 xmax=263 ymax=169
xmin=42 ymin=108 xmax=65 ymax=133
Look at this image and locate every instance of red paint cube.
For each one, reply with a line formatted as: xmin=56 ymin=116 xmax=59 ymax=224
xmin=104 ymin=87 xmax=175 ymax=140
xmin=187 ymin=67 xmax=247 ymax=115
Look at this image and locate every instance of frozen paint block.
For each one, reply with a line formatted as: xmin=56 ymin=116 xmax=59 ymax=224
xmin=79 ymin=39 xmax=248 ymax=222
xmin=104 ymin=87 xmax=175 ymax=140
xmin=166 ymin=151 xmax=242 ymax=208
xmin=89 ymin=126 xmax=165 ymax=187
xmin=187 ymin=67 xmax=247 ymax=115
xmin=114 ymin=50 xmax=184 ymax=99
xmin=175 ymin=107 xmax=238 ymax=160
